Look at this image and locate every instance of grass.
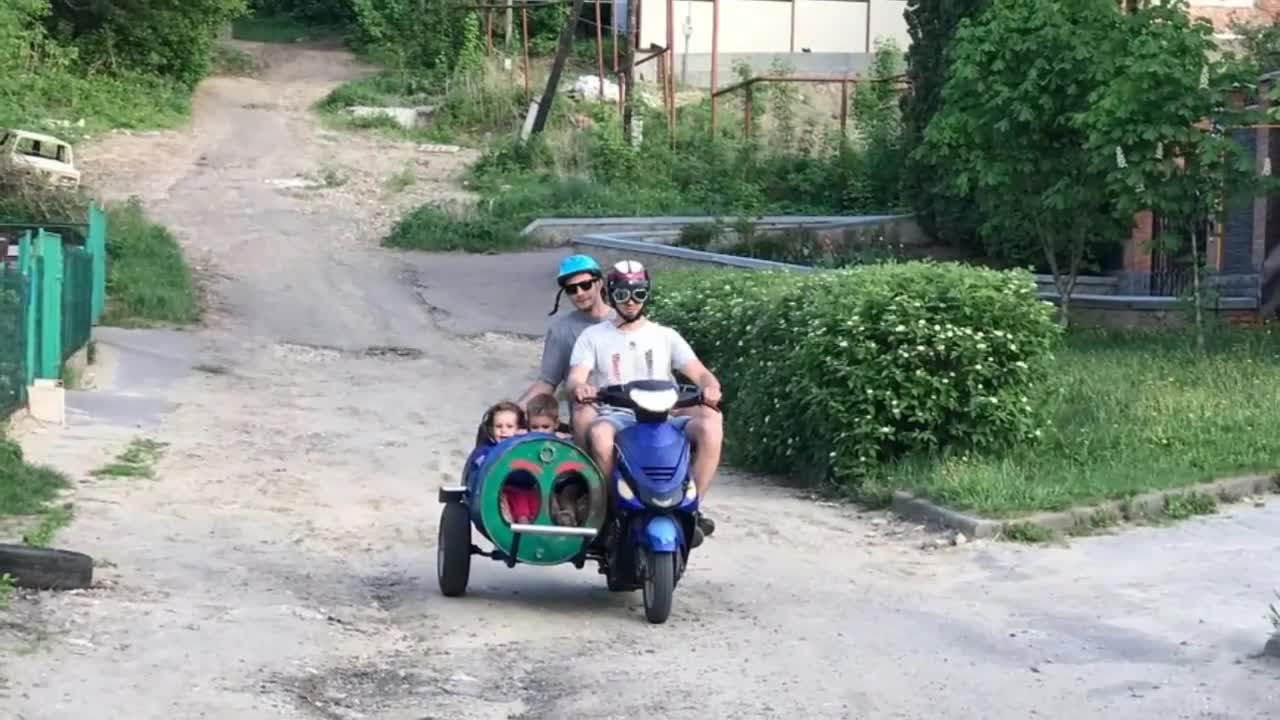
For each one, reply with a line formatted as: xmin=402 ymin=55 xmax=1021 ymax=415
xmin=102 ymin=198 xmax=200 ymax=327
xmin=874 ymin=328 xmax=1280 ymax=518
xmin=232 ymin=14 xmax=346 ymax=44
xmin=0 ymin=431 xmax=71 ymax=546
xmin=92 ymin=437 xmax=168 ymax=479
xmin=0 ymin=70 xmax=190 ymax=142
xmin=0 ymin=434 xmax=68 ymax=518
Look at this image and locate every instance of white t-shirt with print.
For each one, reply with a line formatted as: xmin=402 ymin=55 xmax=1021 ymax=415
xmin=568 ymin=319 xmax=697 ymax=388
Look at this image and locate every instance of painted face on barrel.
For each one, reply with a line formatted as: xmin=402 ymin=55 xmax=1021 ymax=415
xmin=491 ymin=410 xmax=521 ymax=441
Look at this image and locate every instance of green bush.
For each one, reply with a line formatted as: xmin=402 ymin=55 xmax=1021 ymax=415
xmin=647 ymin=262 xmax=1062 ymax=496
xmin=103 ymin=198 xmax=200 ymax=326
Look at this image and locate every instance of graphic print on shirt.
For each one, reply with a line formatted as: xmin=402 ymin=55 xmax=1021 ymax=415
xmin=610 ymin=352 xmax=622 ymax=383
xmin=644 ymin=348 xmax=654 ymax=378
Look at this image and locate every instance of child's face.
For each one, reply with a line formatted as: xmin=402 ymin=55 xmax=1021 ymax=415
xmin=491 ymin=410 xmax=520 ymax=441
xmin=527 ymin=414 xmax=558 ymax=434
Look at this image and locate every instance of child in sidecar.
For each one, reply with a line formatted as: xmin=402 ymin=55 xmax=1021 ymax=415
xmin=469 ymin=399 xmax=588 ymax=528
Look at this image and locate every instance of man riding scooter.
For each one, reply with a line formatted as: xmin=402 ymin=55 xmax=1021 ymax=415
xmin=563 ymin=260 xmax=722 ymax=543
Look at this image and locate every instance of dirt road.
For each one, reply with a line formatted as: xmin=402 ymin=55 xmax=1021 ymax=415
xmin=3 ymin=41 xmax=1277 ymax=720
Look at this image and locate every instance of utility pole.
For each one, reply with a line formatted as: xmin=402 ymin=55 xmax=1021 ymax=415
xmin=530 ymin=0 xmax=587 ymax=134
xmin=622 ymin=0 xmax=640 ymax=138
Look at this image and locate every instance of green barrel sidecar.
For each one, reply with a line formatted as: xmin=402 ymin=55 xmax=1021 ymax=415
xmin=436 ymin=433 xmax=608 ymax=596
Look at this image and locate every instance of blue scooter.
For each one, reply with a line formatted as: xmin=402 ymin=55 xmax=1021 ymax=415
xmin=586 ymin=379 xmax=712 ymax=624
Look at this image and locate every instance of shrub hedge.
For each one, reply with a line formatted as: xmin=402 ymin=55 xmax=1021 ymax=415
xmin=646 ymin=262 xmax=1062 ymax=496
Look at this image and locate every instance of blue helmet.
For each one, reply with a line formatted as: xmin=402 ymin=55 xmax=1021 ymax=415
xmin=556 ymin=254 xmax=602 ymax=285
xmin=548 ymin=254 xmax=603 ymax=316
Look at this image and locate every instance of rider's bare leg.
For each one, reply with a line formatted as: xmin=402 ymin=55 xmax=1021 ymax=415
xmin=571 ymin=402 xmax=599 ymax=448
xmin=587 ymin=419 xmax=618 ymax=489
xmin=685 ymin=412 xmax=723 ymax=501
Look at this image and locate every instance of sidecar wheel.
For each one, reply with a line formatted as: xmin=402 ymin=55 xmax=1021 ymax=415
xmin=641 ymin=550 xmax=675 ymax=624
xmin=437 ymin=502 xmax=472 ymax=597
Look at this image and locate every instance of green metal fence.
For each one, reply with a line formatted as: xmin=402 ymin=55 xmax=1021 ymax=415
xmin=62 ymin=247 xmax=94 ymax=362
xmin=0 ymin=202 xmax=108 ymax=415
xmin=0 ymin=267 xmax=27 ymax=415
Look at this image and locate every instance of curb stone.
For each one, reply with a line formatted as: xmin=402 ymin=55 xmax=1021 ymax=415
xmin=890 ymin=472 xmax=1279 ymax=540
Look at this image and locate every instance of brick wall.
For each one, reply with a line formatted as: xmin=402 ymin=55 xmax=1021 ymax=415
xmin=1189 ymin=0 xmax=1280 ymax=32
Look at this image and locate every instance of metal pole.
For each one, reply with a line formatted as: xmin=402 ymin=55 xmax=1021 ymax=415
xmin=666 ymin=0 xmax=675 ymax=84
xmin=864 ymin=0 xmax=871 ymax=54
xmin=530 ymin=0 xmax=588 ymax=133
xmin=840 ymin=77 xmax=849 ymax=135
xmin=790 ymin=0 xmax=796 ymax=53
xmin=622 ymin=0 xmax=639 ymax=137
xmin=709 ymin=0 xmax=719 ymax=137
xmin=522 ymin=7 xmax=532 ymax=98
xmin=595 ymin=0 xmax=607 ymax=98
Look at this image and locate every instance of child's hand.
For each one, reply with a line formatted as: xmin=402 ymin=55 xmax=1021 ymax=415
xmin=555 ymin=431 xmax=572 ymax=440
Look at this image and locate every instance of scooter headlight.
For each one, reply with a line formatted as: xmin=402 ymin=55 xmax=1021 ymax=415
xmin=629 ymin=387 xmax=679 ymax=413
xmin=616 ymin=479 xmax=636 ymax=501
xmin=685 ymin=482 xmax=697 ymax=501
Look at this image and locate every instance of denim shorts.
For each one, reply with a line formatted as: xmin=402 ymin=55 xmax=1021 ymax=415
xmin=594 ymin=406 xmax=692 ymax=433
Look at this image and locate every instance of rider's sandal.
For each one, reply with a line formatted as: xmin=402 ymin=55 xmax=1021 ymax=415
xmin=696 ymin=513 xmax=716 ymax=537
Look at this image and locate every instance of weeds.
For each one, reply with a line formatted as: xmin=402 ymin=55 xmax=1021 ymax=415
xmin=385 ymin=164 xmax=417 ymax=193
xmin=1000 ymin=522 xmax=1055 ymax=543
xmin=93 ymin=437 xmax=168 ymax=479
xmin=0 ymin=573 xmax=13 ymax=609
xmin=212 ymin=45 xmax=260 ymax=77
xmin=23 ymin=504 xmax=73 ymax=547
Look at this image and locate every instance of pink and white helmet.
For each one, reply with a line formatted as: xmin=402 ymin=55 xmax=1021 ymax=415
xmin=606 ymin=259 xmax=650 ymax=290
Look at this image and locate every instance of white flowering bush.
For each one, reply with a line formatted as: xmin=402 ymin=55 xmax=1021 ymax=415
xmin=649 ymin=262 xmax=1062 ymax=491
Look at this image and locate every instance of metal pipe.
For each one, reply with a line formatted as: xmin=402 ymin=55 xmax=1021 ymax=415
xmin=790 ymin=0 xmax=796 ymax=53
xmin=711 ymin=73 xmax=910 ymax=99
xmin=864 ymin=0 xmax=872 ymax=53
xmin=710 ymin=0 xmax=719 ymax=136
xmin=522 ymin=8 xmax=531 ymax=97
xmin=840 ymin=76 xmax=849 ymax=134
xmin=595 ymin=0 xmax=607 ymax=98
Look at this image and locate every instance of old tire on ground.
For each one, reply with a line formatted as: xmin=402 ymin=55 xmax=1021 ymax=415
xmin=642 ymin=549 xmax=675 ymax=624
xmin=0 ymin=543 xmax=94 ymax=590
xmin=437 ymin=503 xmax=471 ymax=597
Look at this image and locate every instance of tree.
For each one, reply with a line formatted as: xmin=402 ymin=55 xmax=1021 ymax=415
xmin=900 ymin=0 xmax=990 ymax=255
xmin=47 ymin=0 xmax=249 ymax=87
xmin=1080 ymin=0 xmax=1263 ymax=347
xmin=349 ymin=0 xmax=482 ymax=78
xmin=921 ymin=0 xmax=1127 ymax=326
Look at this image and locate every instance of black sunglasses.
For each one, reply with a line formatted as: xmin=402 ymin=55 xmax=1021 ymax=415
xmin=562 ymin=278 xmax=597 ymax=295
xmin=610 ymin=287 xmax=649 ymax=304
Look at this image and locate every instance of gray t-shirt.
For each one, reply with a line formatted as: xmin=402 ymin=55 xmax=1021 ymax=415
xmin=569 ymin=320 xmax=697 ymax=388
xmin=537 ymin=309 xmax=614 ymax=388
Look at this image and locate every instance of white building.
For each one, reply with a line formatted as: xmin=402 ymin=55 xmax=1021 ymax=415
xmin=630 ymin=0 xmax=911 ymax=86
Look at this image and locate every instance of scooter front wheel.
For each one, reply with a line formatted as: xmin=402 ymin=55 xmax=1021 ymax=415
xmin=642 ymin=549 xmax=675 ymax=624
